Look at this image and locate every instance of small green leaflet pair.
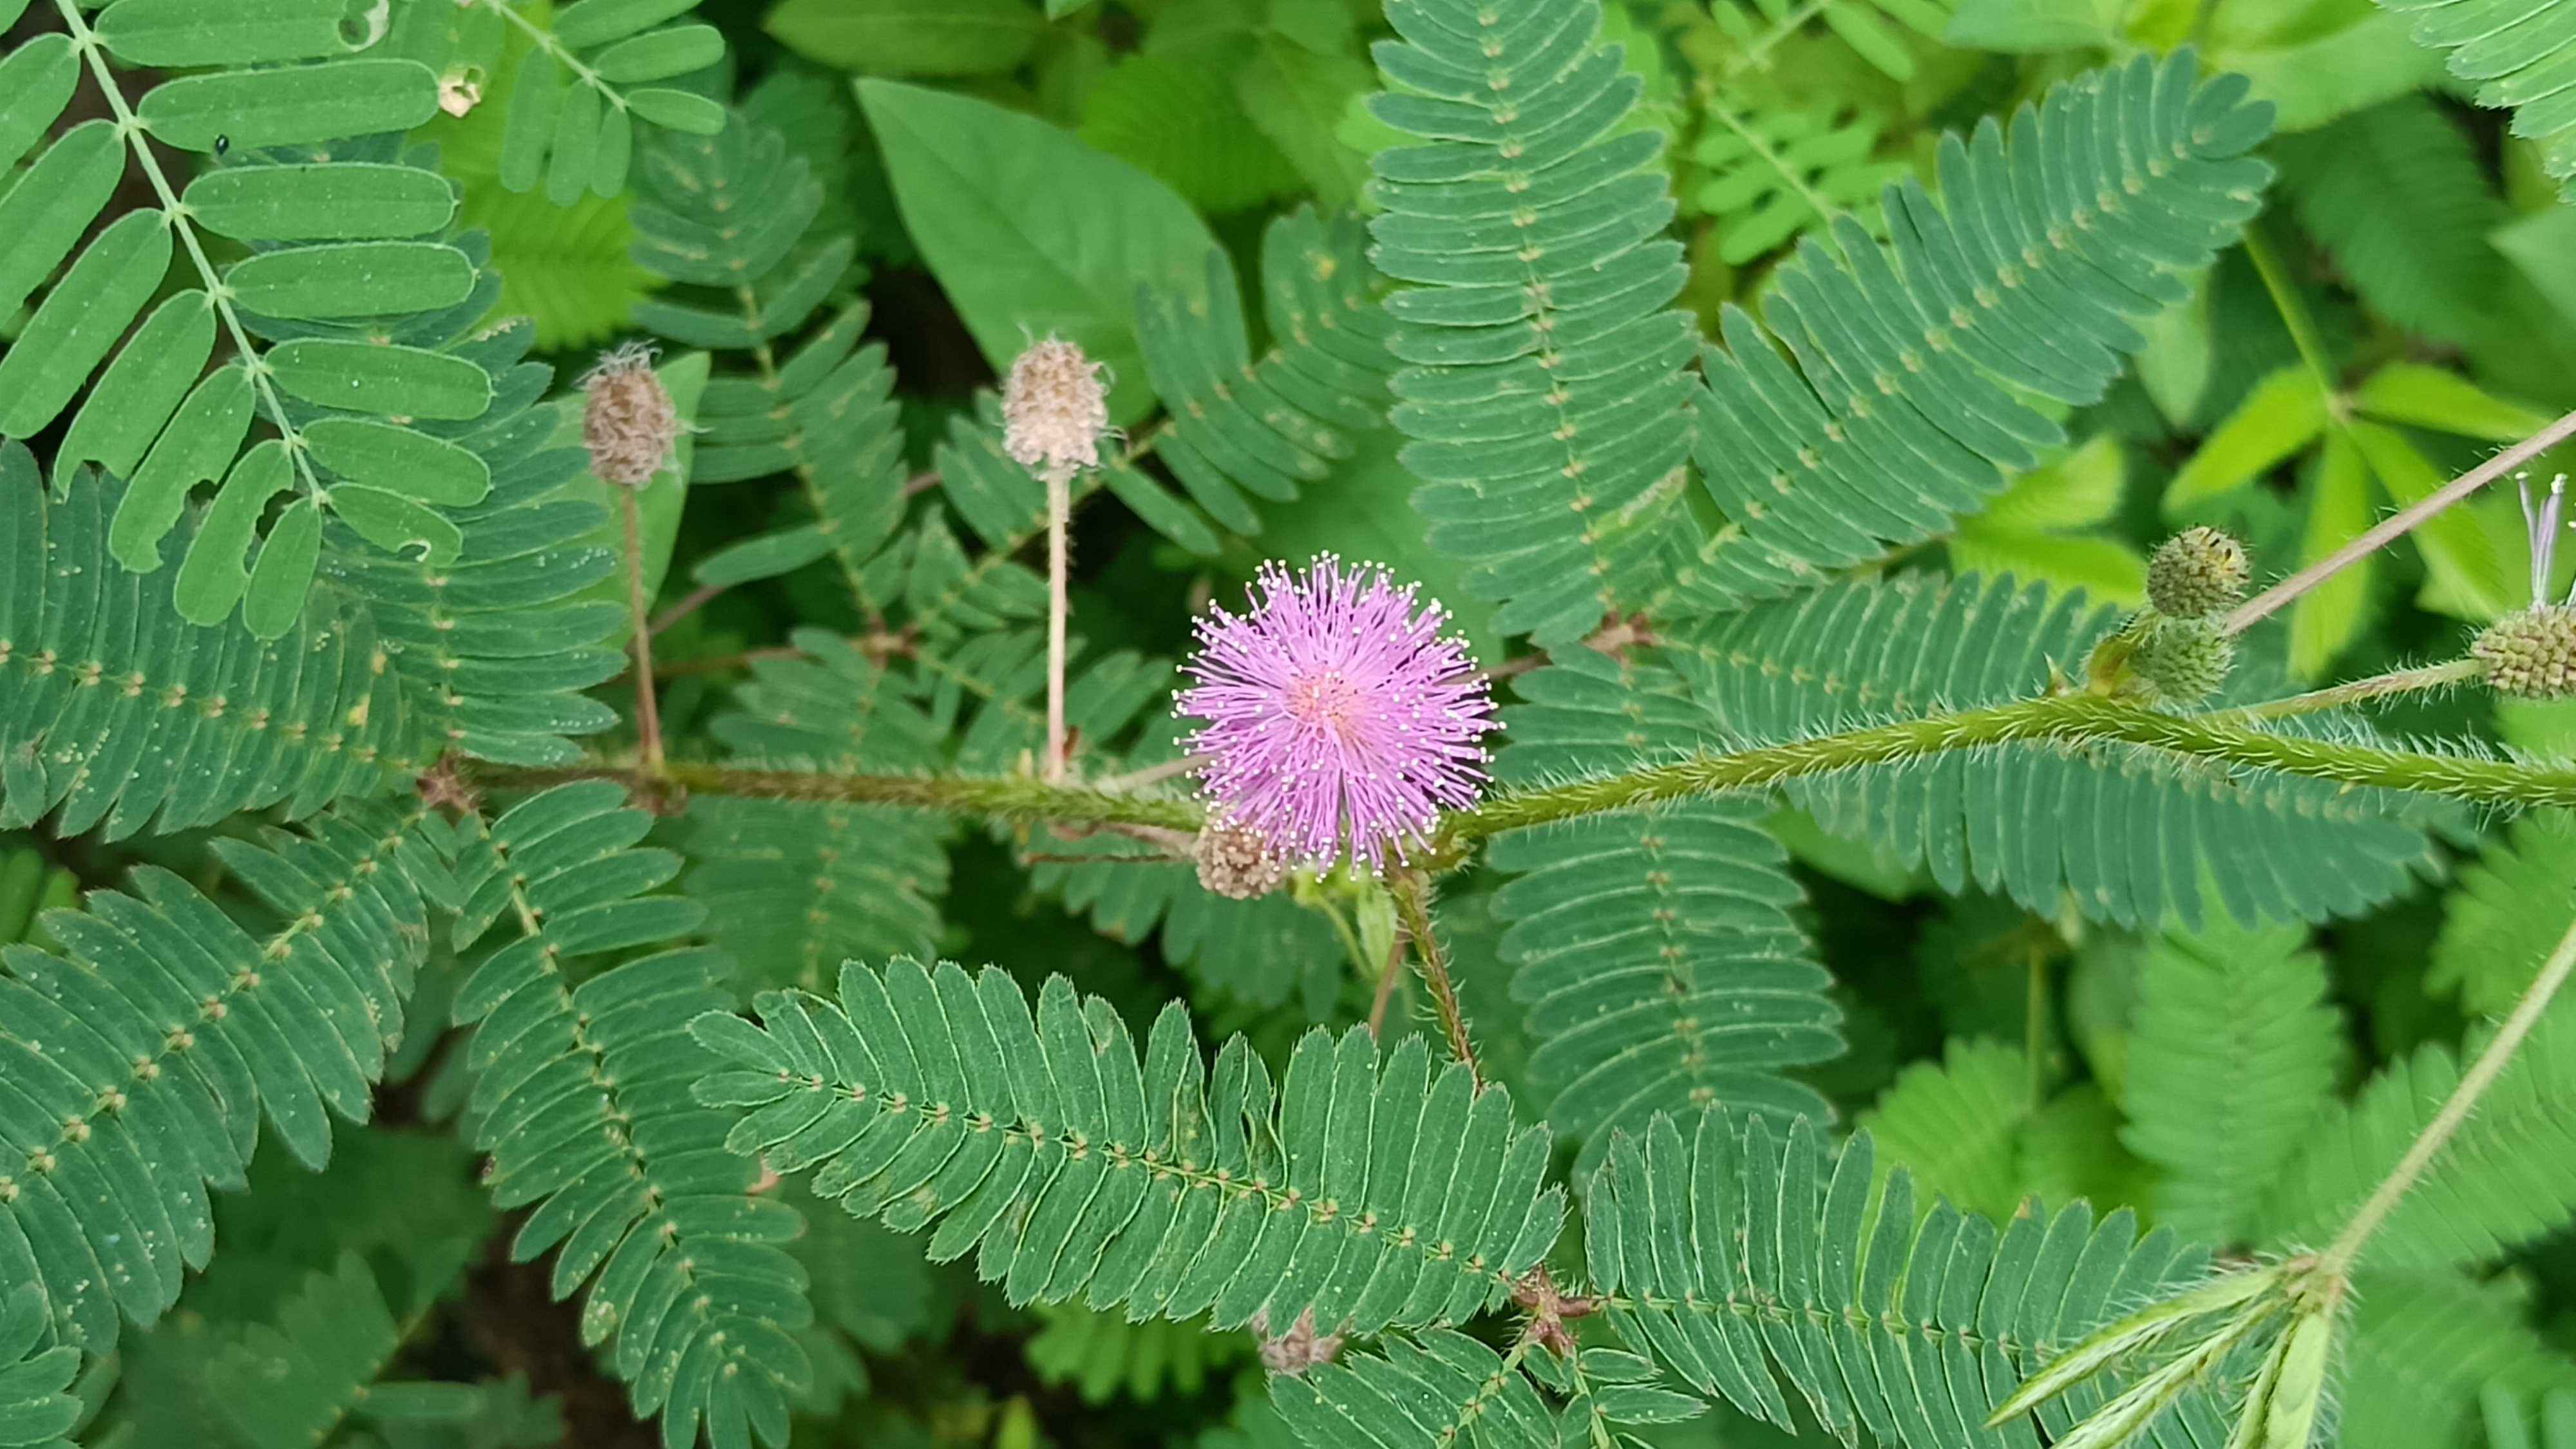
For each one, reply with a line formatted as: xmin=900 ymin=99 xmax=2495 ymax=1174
xmin=0 ymin=0 xmax=720 ymax=638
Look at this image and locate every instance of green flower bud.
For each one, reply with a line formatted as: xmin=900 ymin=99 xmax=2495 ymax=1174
xmin=2130 ymin=616 xmax=2235 ymax=705
xmin=2474 ymin=604 xmax=2576 ymax=700
xmin=2147 ymin=526 xmax=2251 ymax=620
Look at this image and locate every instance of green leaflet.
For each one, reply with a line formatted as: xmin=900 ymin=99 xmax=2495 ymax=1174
xmin=1583 ymin=1112 xmax=2230 ymax=1448
xmin=481 ymin=0 xmax=725 ymax=204
xmin=683 ymin=797 xmax=951 ymax=1000
xmin=1132 ymin=207 xmax=1398 ymax=544
xmin=1079 ymin=53 xmax=1307 ymax=215
xmin=1486 ymin=649 xmax=1842 ymax=1164
xmin=0 ymin=1285 xmax=78 ymax=1449
xmin=0 ymin=4 xmax=522 ymax=635
xmin=1367 ymin=0 xmax=1707 ymax=645
xmin=2120 ymin=920 xmax=2340 ymax=1248
xmin=1025 ymin=1300 xmax=1247 ymax=1405
xmin=1855 ymin=1038 xmax=2031 ymax=1224
xmin=764 ymin=0 xmax=1046 ymax=77
xmin=0 ymin=800 xmax=447 ymax=1349
xmin=2272 ymin=95 xmax=2505 ymax=345
xmin=690 ymin=960 xmax=1567 ymax=1339
xmin=2340 ymin=1269 xmax=2576 ymax=1449
xmin=1666 ymin=571 xmax=2445 ymax=929
xmin=446 ymin=782 xmax=813 ymax=1449
xmin=2376 ymin=0 xmax=2576 ymax=200
xmin=1273 ymin=1331 xmax=1696 ymax=1448
xmin=2260 ymin=999 xmax=2576 ymax=1270
xmin=1691 ymin=50 xmax=2274 ymax=607
xmin=207 ymin=1253 xmax=492 ymax=1449
xmin=0 ymin=321 xmax=619 ymax=836
xmin=2430 ymin=811 xmax=2576 ymax=1016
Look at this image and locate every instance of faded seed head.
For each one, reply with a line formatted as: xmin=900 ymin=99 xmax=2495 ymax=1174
xmin=2146 ymin=526 xmax=2251 ymax=621
xmin=2475 ymin=604 xmax=2576 ymax=699
xmin=1002 ymin=337 xmax=1108 ymax=484
xmin=1195 ymin=813 xmax=1287 ymax=900
xmin=582 ymin=342 xmax=680 ymax=487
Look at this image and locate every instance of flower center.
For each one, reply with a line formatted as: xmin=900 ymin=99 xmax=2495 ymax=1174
xmin=1285 ymin=669 xmax=1363 ymax=741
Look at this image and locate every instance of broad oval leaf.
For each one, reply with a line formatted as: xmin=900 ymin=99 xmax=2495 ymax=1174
xmin=139 ymin=57 xmax=440 ymax=151
xmin=625 ymin=86 xmax=725 ymax=133
xmin=184 ymin=163 xmax=459 ymax=242
xmin=303 ymin=417 xmax=491 ymax=506
xmin=855 ymin=79 xmax=1217 ymax=423
xmin=267 ymin=339 xmax=492 ymax=419
xmin=243 ymin=495 xmax=324 ymax=638
xmin=113 ymin=365 xmax=256 ymax=571
xmin=227 ymin=241 xmax=478 ymax=320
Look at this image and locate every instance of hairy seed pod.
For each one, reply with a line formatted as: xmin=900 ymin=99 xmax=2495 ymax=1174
xmin=1195 ymin=814 xmax=1287 ymax=900
xmin=2474 ymin=604 xmax=2576 ymax=699
xmin=2130 ymin=616 xmax=2235 ymax=705
xmin=581 ymin=342 xmax=679 ymax=486
xmin=1002 ymin=337 xmax=1108 ymax=484
xmin=2147 ymin=526 xmax=2252 ymax=620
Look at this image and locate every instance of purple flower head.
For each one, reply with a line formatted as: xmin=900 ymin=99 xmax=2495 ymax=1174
xmin=1177 ymin=556 xmax=1498 ymax=873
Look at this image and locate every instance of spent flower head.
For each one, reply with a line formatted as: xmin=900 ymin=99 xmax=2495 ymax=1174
xmin=580 ymin=341 xmax=680 ymax=487
xmin=1177 ymin=556 xmax=1497 ymax=873
xmin=1002 ymin=336 xmax=1109 ymax=484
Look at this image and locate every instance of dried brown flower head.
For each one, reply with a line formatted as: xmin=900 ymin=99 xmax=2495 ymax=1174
xmin=582 ymin=342 xmax=680 ymax=487
xmin=1249 ymin=1307 xmax=1344 ymax=1376
xmin=1195 ymin=813 xmax=1287 ymax=900
xmin=1002 ymin=336 xmax=1108 ymax=484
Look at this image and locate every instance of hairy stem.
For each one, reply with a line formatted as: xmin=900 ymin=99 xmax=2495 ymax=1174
xmin=471 ymin=687 xmax=2576 ymax=849
xmin=1446 ymin=692 xmax=2576 ymax=844
xmin=2205 ymin=658 xmax=2485 ymax=724
xmin=1045 ymin=467 xmax=1071 ymax=784
xmin=2316 ymin=904 xmax=2576 ymax=1278
xmin=466 ymin=761 xmax=1208 ymax=832
xmin=1391 ymin=870 xmax=1481 ymax=1084
xmin=2228 ymin=408 xmax=2576 ymax=636
xmin=618 ymin=489 xmax=665 ymax=772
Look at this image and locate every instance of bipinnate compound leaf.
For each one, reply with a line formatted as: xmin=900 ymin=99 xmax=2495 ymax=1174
xmin=0 ymin=799 xmax=445 ymax=1350
xmin=691 ymin=960 xmax=1566 ymax=1338
xmin=448 ymin=782 xmax=814 ymax=1449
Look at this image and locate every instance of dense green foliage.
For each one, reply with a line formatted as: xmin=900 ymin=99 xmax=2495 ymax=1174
xmin=4 ymin=0 xmax=2576 ymax=1446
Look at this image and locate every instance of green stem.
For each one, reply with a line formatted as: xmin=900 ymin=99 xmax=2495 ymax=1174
xmin=475 ymin=0 xmax=625 ymax=115
xmin=2315 ymin=904 xmax=2576 ymax=1278
xmin=1444 ymin=692 xmax=2576 ymax=844
xmin=469 ymin=688 xmax=2576 ymax=849
xmin=1391 ymin=871 xmax=1481 ymax=1086
xmin=2241 ymin=224 xmax=2336 ymax=392
xmin=2204 ymin=658 xmax=2484 ymax=724
xmin=464 ymin=761 xmax=1208 ymax=832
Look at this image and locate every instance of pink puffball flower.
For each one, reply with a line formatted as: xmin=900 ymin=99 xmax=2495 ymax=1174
xmin=1177 ymin=556 xmax=1499 ymax=873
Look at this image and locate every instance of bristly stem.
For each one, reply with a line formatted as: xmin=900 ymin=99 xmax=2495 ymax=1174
xmin=2228 ymin=407 xmax=2576 ymax=636
xmin=468 ymin=688 xmax=2576 ymax=846
xmin=618 ymin=489 xmax=665 ymax=772
xmin=1390 ymin=869 xmax=1481 ymax=1085
xmin=2204 ymin=658 xmax=2485 ymax=724
xmin=2316 ymin=903 xmax=2576 ymax=1278
xmin=1045 ymin=468 xmax=1071 ymax=784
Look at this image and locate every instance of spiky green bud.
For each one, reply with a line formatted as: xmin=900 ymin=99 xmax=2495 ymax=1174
xmin=2131 ymin=617 xmax=2235 ymax=705
xmin=2148 ymin=527 xmax=2251 ymax=620
xmin=2474 ymin=604 xmax=2576 ymax=699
